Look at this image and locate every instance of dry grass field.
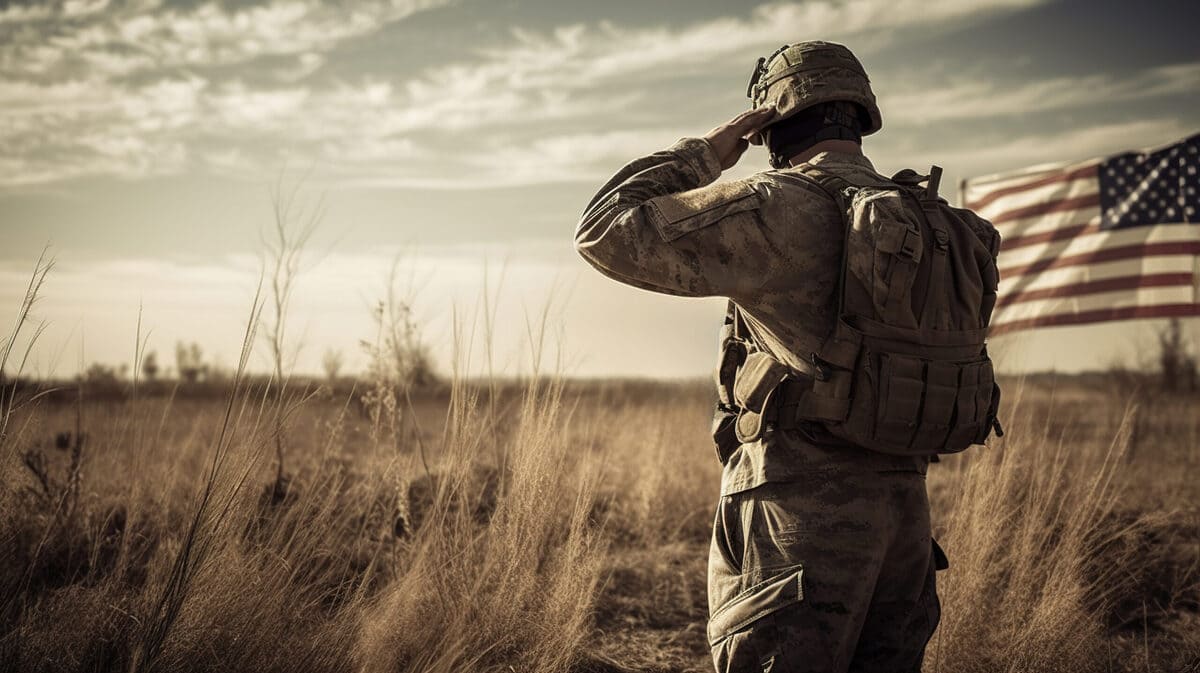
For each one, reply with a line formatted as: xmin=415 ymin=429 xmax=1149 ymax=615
xmin=1 ymin=267 xmax=1199 ymax=673
xmin=2 ymin=372 xmax=1198 ymax=673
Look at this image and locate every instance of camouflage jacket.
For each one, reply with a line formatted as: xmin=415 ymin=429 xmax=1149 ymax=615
xmin=576 ymin=137 xmax=927 ymax=494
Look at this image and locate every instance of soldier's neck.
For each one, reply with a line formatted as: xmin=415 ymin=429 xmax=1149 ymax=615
xmin=786 ymin=140 xmax=863 ymax=167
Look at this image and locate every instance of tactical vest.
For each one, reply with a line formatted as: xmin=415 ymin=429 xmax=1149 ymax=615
xmin=713 ymin=165 xmax=1004 ymax=461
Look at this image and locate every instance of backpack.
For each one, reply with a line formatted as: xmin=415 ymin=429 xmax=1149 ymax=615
xmin=713 ymin=165 xmax=1004 ymax=459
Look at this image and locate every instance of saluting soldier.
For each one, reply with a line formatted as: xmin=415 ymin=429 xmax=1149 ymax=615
xmin=576 ymin=41 xmax=1002 ymax=673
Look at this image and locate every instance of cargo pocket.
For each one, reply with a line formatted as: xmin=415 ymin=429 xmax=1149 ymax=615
xmin=874 ymin=353 xmax=924 ymax=449
xmin=708 ymin=566 xmax=805 ymax=672
xmin=854 ymin=191 xmax=923 ymax=328
xmin=946 ymin=359 xmax=994 ymax=450
xmin=865 ymin=353 xmax=997 ymax=455
xmin=916 ymin=361 xmax=958 ymax=449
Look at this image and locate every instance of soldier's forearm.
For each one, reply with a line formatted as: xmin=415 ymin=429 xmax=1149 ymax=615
xmin=574 ymin=137 xmax=756 ymax=298
xmin=577 ymin=137 xmax=722 ymax=236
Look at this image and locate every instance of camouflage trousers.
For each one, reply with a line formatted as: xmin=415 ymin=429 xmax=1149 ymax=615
xmin=707 ymin=459 xmax=940 ymax=673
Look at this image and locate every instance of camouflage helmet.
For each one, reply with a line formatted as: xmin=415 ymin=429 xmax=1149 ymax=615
xmin=746 ymin=41 xmax=882 ymax=135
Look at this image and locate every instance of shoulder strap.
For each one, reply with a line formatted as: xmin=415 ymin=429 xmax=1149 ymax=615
xmin=791 ymin=165 xmax=854 ymax=207
xmin=787 ymin=165 xmax=860 ymax=337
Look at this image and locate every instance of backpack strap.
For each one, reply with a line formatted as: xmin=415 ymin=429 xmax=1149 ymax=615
xmin=916 ymin=190 xmax=952 ymax=329
xmin=785 ymin=165 xmax=865 ymax=423
xmin=790 ymin=165 xmax=854 ymax=316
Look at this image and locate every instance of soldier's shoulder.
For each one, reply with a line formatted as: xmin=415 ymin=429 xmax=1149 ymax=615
xmin=753 ymin=167 xmax=847 ymax=208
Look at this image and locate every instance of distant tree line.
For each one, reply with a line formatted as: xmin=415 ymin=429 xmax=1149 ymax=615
xmin=79 ymin=341 xmax=218 ymax=385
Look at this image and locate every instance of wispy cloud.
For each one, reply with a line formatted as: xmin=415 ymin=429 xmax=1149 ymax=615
xmin=882 ymin=62 xmax=1200 ymax=124
xmin=345 ymin=128 xmax=686 ymax=189
xmin=10 ymin=0 xmax=1176 ymax=191
xmin=0 ymin=0 xmax=446 ymax=78
xmin=0 ymin=0 xmax=451 ymax=185
xmin=458 ymin=0 xmax=1045 ymax=89
xmin=879 ymin=118 xmax=1195 ymax=181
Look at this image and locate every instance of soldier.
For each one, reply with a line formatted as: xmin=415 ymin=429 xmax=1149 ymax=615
xmin=576 ymin=41 xmax=1002 ymax=673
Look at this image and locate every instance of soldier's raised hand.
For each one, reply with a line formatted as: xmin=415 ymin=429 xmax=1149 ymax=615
xmin=703 ymin=106 xmax=777 ymax=171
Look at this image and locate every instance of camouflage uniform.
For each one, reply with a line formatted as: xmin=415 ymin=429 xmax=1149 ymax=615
xmin=576 ymin=139 xmax=941 ymax=672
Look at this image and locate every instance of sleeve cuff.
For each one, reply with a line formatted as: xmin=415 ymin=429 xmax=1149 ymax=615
xmin=669 ymin=137 xmax=723 ymax=186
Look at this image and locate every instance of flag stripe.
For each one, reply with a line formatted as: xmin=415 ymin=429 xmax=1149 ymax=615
xmin=979 ymin=178 xmax=1099 ymax=233
xmin=994 ymin=206 xmax=1101 ymax=242
xmin=992 ymin=285 xmax=1196 ymax=329
xmin=990 ymin=303 xmax=1200 ymax=335
xmin=965 ymin=164 xmax=1099 ymax=211
xmin=989 ymin=193 xmax=1101 ymax=225
xmin=964 ymin=133 xmax=1198 ymax=336
xmin=1002 ymin=240 xmax=1200 ymax=278
xmin=1002 ymin=223 xmax=1102 ymax=250
xmin=998 ymin=254 xmax=1197 ymax=296
xmin=1001 ymin=272 xmax=1195 ymax=305
xmin=961 ymin=157 xmax=1095 ymax=199
xmin=999 ymin=224 xmax=1199 ymax=275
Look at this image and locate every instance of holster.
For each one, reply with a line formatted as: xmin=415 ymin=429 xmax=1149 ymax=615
xmin=732 ymin=351 xmax=789 ymax=444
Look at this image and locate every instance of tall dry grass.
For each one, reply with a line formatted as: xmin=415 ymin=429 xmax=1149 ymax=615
xmin=2 ymin=260 xmax=1197 ymax=673
xmin=926 ymin=384 xmax=1129 ymax=673
xmin=1 ymin=263 xmax=608 ymax=673
xmin=924 ymin=380 xmax=1200 ymax=673
xmin=577 ymin=382 xmax=1200 ymax=673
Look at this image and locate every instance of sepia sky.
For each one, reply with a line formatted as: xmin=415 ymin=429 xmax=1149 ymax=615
xmin=2 ymin=0 xmax=1199 ymax=379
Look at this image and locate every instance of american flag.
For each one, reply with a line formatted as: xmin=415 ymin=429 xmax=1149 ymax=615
xmin=961 ymin=132 xmax=1200 ymax=335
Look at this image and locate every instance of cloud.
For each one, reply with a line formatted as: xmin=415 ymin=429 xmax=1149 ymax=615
xmin=0 ymin=3 xmax=54 ymax=25
xmin=0 ymin=0 xmax=1132 ymax=190
xmin=0 ymin=0 xmax=451 ymax=186
xmin=882 ymin=61 xmax=1200 ymax=124
xmin=878 ymin=118 xmax=1195 ymax=182
xmin=207 ymin=82 xmax=310 ymax=131
xmin=0 ymin=75 xmax=204 ymax=184
xmin=330 ymin=128 xmax=687 ymax=190
xmin=0 ymin=0 xmax=448 ymax=78
xmin=462 ymin=129 xmax=684 ymax=187
xmin=380 ymin=0 xmax=1050 ymax=143
xmin=458 ymin=0 xmax=1044 ymax=90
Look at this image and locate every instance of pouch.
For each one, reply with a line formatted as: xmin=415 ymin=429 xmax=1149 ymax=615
xmin=733 ymin=352 xmax=788 ymax=443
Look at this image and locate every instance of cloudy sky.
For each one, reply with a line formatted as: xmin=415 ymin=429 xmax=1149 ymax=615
xmin=2 ymin=0 xmax=1198 ymax=379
